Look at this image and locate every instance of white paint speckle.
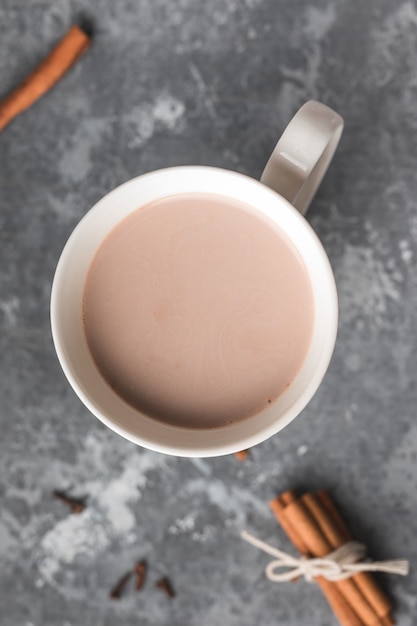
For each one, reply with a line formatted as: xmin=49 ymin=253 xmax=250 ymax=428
xmin=0 ymin=296 xmax=19 ymax=327
xmin=153 ymin=95 xmax=186 ymax=129
xmin=97 ymin=475 xmax=137 ymax=535
xmin=253 ymin=473 xmax=267 ymax=485
xmin=127 ymin=111 xmax=155 ymax=148
xmin=168 ymin=514 xmax=218 ymax=543
xmin=371 ymin=2 xmax=417 ymax=88
xmin=185 ymin=478 xmax=266 ymax=524
xmin=189 ymin=457 xmax=212 ymax=476
xmin=38 ymin=510 xmax=109 ymax=582
xmin=127 ymin=94 xmax=186 ymax=148
xmin=59 ymin=119 xmax=109 ymax=184
xmin=303 ymin=4 xmax=336 ymax=40
xmin=297 ymin=445 xmax=308 ymax=456
xmin=399 ymin=239 xmax=413 ymax=264
xmin=192 ymin=525 xmax=216 ymax=543
xmin=168 ymin=514 xmax=195 ymax=535
xmin=345 ymin=403 xmax=358 ymax=422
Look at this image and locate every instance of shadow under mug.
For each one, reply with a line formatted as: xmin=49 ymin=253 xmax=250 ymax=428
xmin=51 ymin=101 xmax=343 ymax=457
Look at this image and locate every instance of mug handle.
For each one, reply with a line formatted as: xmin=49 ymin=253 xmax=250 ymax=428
xmin=260 ymin=101 xmax=344 ymax=215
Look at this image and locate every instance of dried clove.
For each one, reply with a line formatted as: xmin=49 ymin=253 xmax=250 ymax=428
xmin=156 ymin=576 xmax=175 ymax=598
xmin=52 ymin=490 xmax=85 ymax=514
xmin=134 ymin=560 xmax=147 ymax=590
xmin=109 ymin=571 xmax=132 ymax=600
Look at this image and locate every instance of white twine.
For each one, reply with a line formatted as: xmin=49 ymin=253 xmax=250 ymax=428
xmin=241 ymin=530 xmax=409 ymax=583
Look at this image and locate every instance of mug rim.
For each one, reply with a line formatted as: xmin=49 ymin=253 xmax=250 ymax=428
xmin=51 ymin=165 xmax=338 ymax=457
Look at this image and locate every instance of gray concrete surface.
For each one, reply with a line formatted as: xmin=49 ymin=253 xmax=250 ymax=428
xmin=0 ymin=0 xmax=416 ymax=624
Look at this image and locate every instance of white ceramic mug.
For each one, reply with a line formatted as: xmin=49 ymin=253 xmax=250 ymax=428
xmin=51 ymin=100 xmax=343 ymax=457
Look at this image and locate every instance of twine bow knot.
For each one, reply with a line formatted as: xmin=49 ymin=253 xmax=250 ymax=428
xmin=241 ymin=530 xmax=409 ymax=583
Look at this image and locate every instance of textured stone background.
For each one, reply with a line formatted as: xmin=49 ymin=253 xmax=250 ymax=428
xmin=0 ymin=0 xmax=416 ymax=624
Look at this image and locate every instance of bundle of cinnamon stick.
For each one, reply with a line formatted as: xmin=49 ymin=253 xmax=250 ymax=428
xmin=270 ymin=490 xmax=394 ymax=626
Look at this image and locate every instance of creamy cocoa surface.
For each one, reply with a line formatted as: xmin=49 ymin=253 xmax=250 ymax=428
xmin=82 ymin=193 xmax=314 ymax=428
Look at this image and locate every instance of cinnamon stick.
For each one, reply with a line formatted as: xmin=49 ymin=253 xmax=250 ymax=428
xmin=315 ymin=491 xmax=394 ymax=625
xmin=0 ymin=24 xmax=91 ymax=133
xmin=270 ymin=494 xmax=365 ymax=626
xmin=297 ymin=493 xmax=379 ymax=626
xmin=315 ymin=490 xmax=351 ymax=540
